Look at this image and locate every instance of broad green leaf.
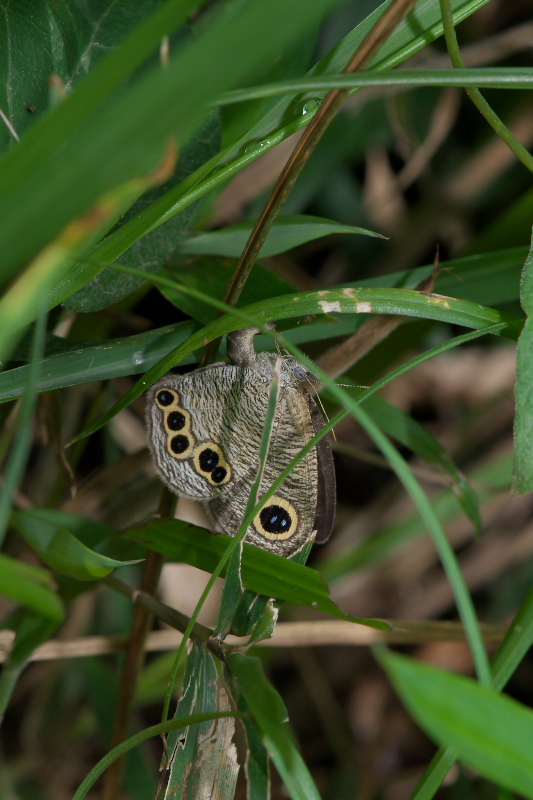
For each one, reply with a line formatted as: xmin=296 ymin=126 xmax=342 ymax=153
xmin=0 ymin=0 xmax=167 ymax=151
xmin=0 ymin=0 xmax=345 ymax=289
xmin=0 ymin=553 xmax=64 ymax=621
xmin=378 ymin=649 xmax=533 ymax=799
xmin=12 ymin=510 xmax=139 ymax=581
xmin=125 ymin=519 xmax=387 ymax=629
xmin=512 ymin=230 xmax=533 ymax=493
xmin=66 ymin=113 xmax=222 ymax=312
xmin=162 ymin=257 xmax=295 ymax=323
xmin=402 ymin=567 xmax=533 ymax=800
xmin=227 ymin=652 xmax=322 ymax=800
xmin=11 ymin=508 xmax=117 ymax=549
xmin=0 ymin=0 xmax=204 ymax=288
xmin=178 ymin=215 xmax=383 ymax=258
xmin=411 ymin=582 xmax=533 ymax=799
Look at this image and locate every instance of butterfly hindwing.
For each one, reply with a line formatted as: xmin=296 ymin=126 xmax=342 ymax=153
xmin=207 ymin=383 xmax=321 ymax=557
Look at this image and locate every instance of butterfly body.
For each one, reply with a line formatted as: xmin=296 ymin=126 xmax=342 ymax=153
xmin=146 ymin=328 xmax=335 ymax=557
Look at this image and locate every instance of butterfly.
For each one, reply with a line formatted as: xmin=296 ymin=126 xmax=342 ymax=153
xmin=146 ymin=327 xmax=335 ymax=557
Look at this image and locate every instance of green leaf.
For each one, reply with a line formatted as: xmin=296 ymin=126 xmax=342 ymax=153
xmin=215 ymin=542 xmax=246 ymax=637
xmin=0 ymin=553 xmax=64 ymax=622
xmin=378 ymin=648 xmax=533 ymax=799
xmin=162 ymin=257 xmax=295 ymax=323
xmin=66 ymin=113 xmax=222 ymax=312
xmin=1 ymin=0 xmax=348 ymax=310
xmin=234 ymin=684 xmax=270 ymax=800
xmin=412 ymin=580 xmax=533 ymax=800
xmin=12 ymin=508 xmax=116 ymax=549
xmin=178 ymin=215 xmax=383 ymax=258
xmin=125 ymin=519 xmax=387 ymax=629
xmin=227 ymin=652 xmax=322 ymax=800
xmin=12 ymin=509 xmax=139 ymax=581
xmin=0 ymin=321 xmax=199 ymax=402
xmin=0 ymin=0 xmax=167 ymax=151
xmin=0 ymin=0 xmax=205 ymax=289
xmin=512 ymin=229 xmax=533 ymax=493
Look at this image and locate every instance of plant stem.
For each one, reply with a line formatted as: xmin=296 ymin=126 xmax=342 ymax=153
xmin=440 ymin=0 xmax=533 ymax=173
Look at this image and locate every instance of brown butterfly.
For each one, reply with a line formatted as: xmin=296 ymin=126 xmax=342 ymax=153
xmin=146 ymin=327 xmax=335 ymax=557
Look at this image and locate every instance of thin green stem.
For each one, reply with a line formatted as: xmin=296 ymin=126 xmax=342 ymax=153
xmin=440 ymin=0 xmax=533 ymax=173
xmin=216 ymin=68 xmax=533 ymax=104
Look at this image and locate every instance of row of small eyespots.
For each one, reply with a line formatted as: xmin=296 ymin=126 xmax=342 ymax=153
xmin=254 ymin=496 xmax=298 ymax=540
xmin=193 ymin=443 xmax=231 ymax=486
xmin=156 ymin=388 xmax=231 ymax=485
xmin=156 ymin=388 xmax=196 ymax=458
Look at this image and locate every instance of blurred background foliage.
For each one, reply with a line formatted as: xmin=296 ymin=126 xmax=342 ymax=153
xmin=0 ymin=0 xmax=532 ymax=798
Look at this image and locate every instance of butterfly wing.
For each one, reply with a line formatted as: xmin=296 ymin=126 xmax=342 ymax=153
xmin=147 ymin=357 xmax=335 ymax=557
xmin=307 ymin=392 xmax=336 ymax=543
xmin=146 ymin=365 xmax=273 ymax=501
xmin=207 ymin=384 xmax=326 ymax=557
xmin=147 ymin=366 xmax=244 ymax=500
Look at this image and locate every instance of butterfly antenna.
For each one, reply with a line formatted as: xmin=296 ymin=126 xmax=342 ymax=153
xmin=300 ymin=371 xmax=339 ymax=443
